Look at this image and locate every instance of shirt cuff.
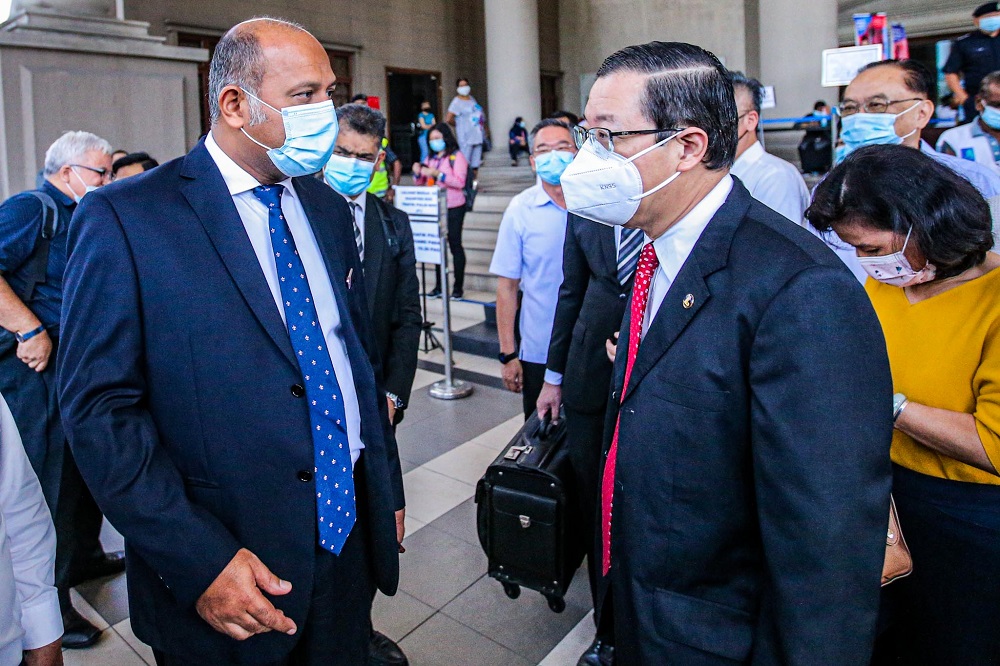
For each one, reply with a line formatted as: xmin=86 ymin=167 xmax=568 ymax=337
xmin=19 ymin=586 xmax=62 ymax=650
xmin=544 ymin=370 xmax=563 ymax=386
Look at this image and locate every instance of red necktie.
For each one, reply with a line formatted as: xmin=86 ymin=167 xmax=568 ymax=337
xmin=601 ymin=242 xmax=659 ymax=576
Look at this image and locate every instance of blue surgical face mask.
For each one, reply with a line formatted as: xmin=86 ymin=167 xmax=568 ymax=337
xmin=324 ymin=153 xmax=377 ymax=197
xmin=240 ymin=89 xmax=339 ymax=178
xmin=533 ymin=150 xmax=575 ymax=185
xmin=839 ymin=101 xmax=921 ymax=157
xmin=70 ymin=167 xmax=99 ymax=203
xmin=982 ymin=104 xmax=1000 ymax=130
xmin=981 ymin=16 xmax=1000 ymax=33
xmin=429 ymin=138 xmax=446 ymax=153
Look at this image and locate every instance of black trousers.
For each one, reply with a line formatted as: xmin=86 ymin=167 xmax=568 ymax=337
xmin=520 ymin=361 xmax=546 ymax=419
xmin=434 ymin=206 xmax=467 ymax=293
xmin=0 ymin=333 xmax=104 ymax=607
xmin=873 ymin=464 xmax=1000 ymax=665
xmin=564 ymin=405 xmax=614 ymax=644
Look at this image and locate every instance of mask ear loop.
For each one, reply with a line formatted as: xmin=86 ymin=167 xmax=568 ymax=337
xmin=625 ymin=130 xmax=685 ymax=202
xmin=238 ymin=87 xmax=281 ymax=151
xmin=894 ymin=101 xmax=923 ymax=142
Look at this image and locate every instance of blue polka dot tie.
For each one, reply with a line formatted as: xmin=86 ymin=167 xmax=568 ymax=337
xmin=253 ymin=185 xmax=356 ymax=555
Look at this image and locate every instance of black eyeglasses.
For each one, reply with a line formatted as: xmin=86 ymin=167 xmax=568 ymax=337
xmin=70 ymin=164 xmax=108 ymax=177
xmin=837 ymin=98 xmax=924 ymax=116
xmin=571 ymin=125 xmax=682 ymax=153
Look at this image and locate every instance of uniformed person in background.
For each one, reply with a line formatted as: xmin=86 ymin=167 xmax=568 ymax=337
xmin=945 ymin=3 xmax=1000 ymax=123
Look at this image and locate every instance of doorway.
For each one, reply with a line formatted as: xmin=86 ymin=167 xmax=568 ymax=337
xmin=385 ymin=68 xmax=441 ymax=173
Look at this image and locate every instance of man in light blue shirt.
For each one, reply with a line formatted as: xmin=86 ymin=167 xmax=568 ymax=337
xmin=490 ymin=119 xmax=576 ymax=418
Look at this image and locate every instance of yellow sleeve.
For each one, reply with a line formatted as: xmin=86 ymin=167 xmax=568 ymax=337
xmin=973 ymin=317 xmax=1000 ymax=473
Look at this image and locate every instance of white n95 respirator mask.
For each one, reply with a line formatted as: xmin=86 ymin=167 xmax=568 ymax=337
xmin=560 ymin=133 xmax=681 ymax=227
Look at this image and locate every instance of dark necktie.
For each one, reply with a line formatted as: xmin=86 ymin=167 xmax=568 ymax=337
xmin=617 ymin=228 xmax=644 ymax=286
xmin=602 ymin=242 xmax=658 ymax=575
xmin=253 ymin=184 xmax=356 ymax=555
xmin=349 ymin=202 xmax=365 ymax=264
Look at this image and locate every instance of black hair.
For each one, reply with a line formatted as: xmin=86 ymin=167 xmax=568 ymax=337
xmin=350 ymin=93 xmax=368 ymax=103
xmin=428 ymin=122 xmax=460 ymax=155
xmin=596 ymin=41 xmax=737 ymax=170
xmin=112 ymin=152 xmax=159 ymax=174
xmin=814 ymin=100 xmax=828 ymax=111
xmin=858 ymin=59 xmax=934 ymax=98
xmin=529 ymin=118 xmax=571 ymax=143
xmin=730 ymin=71 xmax=764 ymax=114
xmin=550 ymin=110 xmax=580 ymax=126
xmin=807 ymin=144 xmax=993 ymax=280
xmin=336 ymin=103 xmax=386 ymax=143
xmin=456 ymin=77 xmax=469 ymax=87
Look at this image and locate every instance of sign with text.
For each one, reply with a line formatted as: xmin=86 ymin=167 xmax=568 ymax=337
xmin=821 ymin=45 xmax=883 ymax=87
xmin=395 ymin=186 xmax=443 ymax=265
xmin=761 ymin=86 xmax=776 ymax=110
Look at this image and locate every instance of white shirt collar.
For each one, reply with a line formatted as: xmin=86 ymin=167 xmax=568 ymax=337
xmin=733 ymin=141 xmax=765 ymax=169
xmin=204 ymin=130 xmax=298 ymax=202
xmin=341 ymin=191 xmax=367 ymax=217
xmin=650 ymin=174 xmax=733 ymax=284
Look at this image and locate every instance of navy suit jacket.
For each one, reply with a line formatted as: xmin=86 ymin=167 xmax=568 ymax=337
xmin=57 ymin=140 xmax=405 ymax=664
xmin=605 ymin=179 xmax=893 ymax=665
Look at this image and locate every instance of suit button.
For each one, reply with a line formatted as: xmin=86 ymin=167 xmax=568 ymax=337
xmin=297 ymin=470 xmax=313 ymax=482
xmin=291 ymin=384 xmax=305 ymax=398
xmin=619 ymin=293 xmax=627 ymax=300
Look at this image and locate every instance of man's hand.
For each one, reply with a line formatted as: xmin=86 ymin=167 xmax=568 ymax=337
xmin=195 ymin=548 xmax=296 ymax=641
xmin=22 ymin=639 xmax=62 ymax=666
xmin=536 ymin=382 xmax=562 ymax=423
xmin=385 ymin=188 xmax=395 ymax=204
xmin=386 ymin=396 xmax=397 ymax=425
xmin=606 ymin=331 xmax=619 ymax=363
xmin=953 ymin=89 xmax=969 ymax=107
xmin=501 ymin=358 xmax=523 ymax=393
xmin=395 ymin=508 xmax=405 ymax=545
xmin=17 ymin=329 xmax=52 ymax=373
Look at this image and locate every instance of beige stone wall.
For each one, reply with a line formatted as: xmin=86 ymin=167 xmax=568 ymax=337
xmin=124 ymin=0 xmax=489 ymax=124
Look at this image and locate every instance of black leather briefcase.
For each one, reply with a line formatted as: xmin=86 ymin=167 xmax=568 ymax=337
xmin=475 ymin=410 xmax=584 ymax=612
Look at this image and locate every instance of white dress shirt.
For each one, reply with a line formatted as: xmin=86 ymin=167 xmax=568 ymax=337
xmin=643 ymin=176 xmax=734 ymax=337
xmin=489 ymin=183 xmax=568 ymax=364
xmin=0 ymin=394 xmax=61 ymax=664
xmin=730 ymin=141 xmax=810 ymax=224
xmin=205 ymin=132 xmax=364 ymax=465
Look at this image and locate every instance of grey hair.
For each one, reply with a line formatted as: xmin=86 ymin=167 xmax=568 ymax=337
xmin=207 ymin=16 xmax=308 ymax=126
xmin=529 ymin=118 xmax=570 ymax=144
xmin=336 ymin=103 xmax=386 ymax=143
xmin=729 ymin=71 xmax=765 ymax=115
xmin=980 ymin=70 xmax=1000 ymax=95
xmin=43 ymin=131 xmax=112 ymax=176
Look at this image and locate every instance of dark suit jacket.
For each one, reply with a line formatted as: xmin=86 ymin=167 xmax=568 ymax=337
xmin=546 ymin=214 xmax=631 ymax=414
xmin=56 ymin=141 xmax=405 ymax=664
xmin=361 ymin=194 xmax=421 ymax=412
xmin=605 ymin=179 xmax=893 ymax=665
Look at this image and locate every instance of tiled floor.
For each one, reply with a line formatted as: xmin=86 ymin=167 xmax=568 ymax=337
xmin=62 ymin=346 xmax=597 ymax=665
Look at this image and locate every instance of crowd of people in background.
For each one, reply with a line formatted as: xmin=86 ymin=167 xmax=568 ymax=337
xmin=2 ymin=3 xmax=1000 ymax=666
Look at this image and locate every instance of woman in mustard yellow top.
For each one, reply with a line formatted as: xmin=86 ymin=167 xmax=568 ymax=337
xmin=809 ymin=145 xmax=1000 ymax=666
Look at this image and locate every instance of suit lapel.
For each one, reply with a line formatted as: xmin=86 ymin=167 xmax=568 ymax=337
xmin=621 ymin=181 xmax=752 ymax=401
xmin=295 ymin=179 xmax=353 ymax=327
xmin=599 ymin=223 xmax=619 ymax=280
xmin=179 ymin=142 xmax=297 ymax=368
xmin=362 ymin=194 xmax=385 ymax=313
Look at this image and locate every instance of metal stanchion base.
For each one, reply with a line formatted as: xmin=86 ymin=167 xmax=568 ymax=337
xmin=429 ymin=379 xmax=474 ymax=400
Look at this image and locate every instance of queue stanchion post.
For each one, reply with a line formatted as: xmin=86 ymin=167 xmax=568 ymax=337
xmin=419 ymin=262 xmax=441 ymax=353
xmin=429 ymin=188 xmax=473 ymax=400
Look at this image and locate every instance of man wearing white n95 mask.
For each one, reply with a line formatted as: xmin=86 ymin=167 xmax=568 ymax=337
xmin=728 ymin=71 xmax=810 ymax=224
xmin=558 ymin=41 xmax=892 ymax=664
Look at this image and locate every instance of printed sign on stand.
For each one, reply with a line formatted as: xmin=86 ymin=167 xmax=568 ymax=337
xmin=761 ymin=86 xmax=776 ymax=110
xmin=395 ymin=186 xmax=443 ymax=265
xmin=821 ymin=45 xmax=883 ymax=88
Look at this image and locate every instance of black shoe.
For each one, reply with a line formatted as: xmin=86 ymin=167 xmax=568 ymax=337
xmin=75 ymin=550 xmax=126 ymax=584
xmin=427 ymin=288 xmax=442 ymax=298
xmin=577 ymin=638 xmax=614 ymax=666
xmin=451 ymin=290 xmax=464 ymax=300
xmin=62 ymin=606 xmax=102 ymax=649
xmin=369 ymin=630 xmax=408 ymax=665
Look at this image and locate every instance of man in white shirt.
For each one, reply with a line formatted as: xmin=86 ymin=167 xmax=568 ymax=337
xmin=938 ymin=71 xmax=1000 ymax=173
xmin=491 ymin=119 xmax=577 ymax=417
xmin=563 ymin=40 xmax=893 ymax=664
xmin=729 ymin=71 xmax=811 ymax=223
xmin=0 ymin=393 xmax=62 ymax=665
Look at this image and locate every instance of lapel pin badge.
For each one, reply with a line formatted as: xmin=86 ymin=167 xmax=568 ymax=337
xmin=346 ymin=268 xmax=354 ymax=290
xmin=682 ymin=294 xmax=695 ymax=309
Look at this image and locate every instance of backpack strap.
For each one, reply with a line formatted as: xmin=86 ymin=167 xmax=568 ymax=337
xmin=13 ymin=191 xmax=58 ymax=302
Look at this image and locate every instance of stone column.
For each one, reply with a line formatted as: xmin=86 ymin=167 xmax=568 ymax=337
xmin=484 ymin=0 xmax=541 ymax=149
xmin=0 ymin=0 xmax=206 ymax=197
